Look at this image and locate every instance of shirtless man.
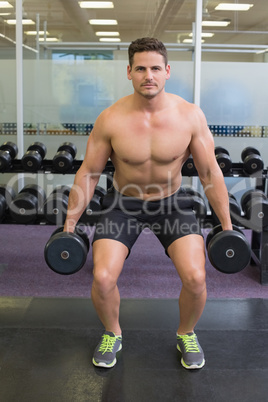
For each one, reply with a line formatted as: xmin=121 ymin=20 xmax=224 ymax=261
xmin=63 ymin=37 xmax=232 ymax=370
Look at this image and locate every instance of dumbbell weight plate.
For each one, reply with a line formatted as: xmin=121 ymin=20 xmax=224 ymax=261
xmin=0 ymin=194 xmax=6 ymax=221
xmin=241 ymin=147 xmax=263 ymax=174
xmin=206 ymin=225 xmax=251 ymax=274
xmin=241 ymin=147 xmax=260 ymax=161
xmin=182 ymin=157 xmax=197 ymax=176
xmin=244 ymin=154 xmax=264 ymax=174
xmin=192 ymin=195 xmax=207 ymax=220
xmin=21 ymin=150 xmax=43 ymax=171
xmin=53 ymin=151 xmax=74 ymax=173
xmin=20 ymin=184 xmax=46 ymax=207
xmin=43 ymin=193 xmax=69 ymax=225
xmin=57 ymin=142 xmax=77 ymax=159
xmin=28 ymin=142 xmax=47 ymax=159
xmin=0 ymin=151 xmax=12 ymax=171
xmin=241 ymin=190 xmax=266 ymax=212
xmin=215 ymin=153 xmax=232 ymax=173
xmin=244 ymin=198 xmax=268 ymax=229
xmin=0 ymin=185 xmax=16 ymax=207
xmin=9 ymin=193 xmax=39 ymax=223
xmin=0 ymin=142 xmax=18 ymax=159
xmin=214 ymin=147 xmax=230 ymax=156
xmin=44 ymin=228 xmax=89 ymax=275
xmin=229 ymin=197 xmax=242 ymax=226
xmin=79 ymin=194 xmax=102 ymax=225
xmin=95 ymin=186 xmax=107 ymax=199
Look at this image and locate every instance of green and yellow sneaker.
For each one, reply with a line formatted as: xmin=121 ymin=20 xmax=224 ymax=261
xmin=92 ymin=331 xmax=122 ymax=368
xmin=177 ymin=332 xmax=205 ymax=369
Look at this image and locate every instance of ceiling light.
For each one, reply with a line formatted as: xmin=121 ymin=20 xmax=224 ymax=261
xmin=25 ymin=31 xmax=49 ymax=35
xmin=183 ymin=39 xmax=205 ymax=44
xmin=99 ymin=37 xmax=121 ymax=42
xmin=89 ymin=19 xmax=118 ymax=25
xmin=5 ymin=19 xmax=35 ymax=25
xmin=0 ymin=1 xmax=13 ymax=8
xmin=79 ymin=1 xmax=114 ymax=8
xmin=0 ymin=12 xmax=10 ymax=15
xmin=189 ymin=32 xmax=214 ymax=38
xmin=95 ymin=31 xmax=119 ymax=36
xmin=202 ymin=21 xmax=230 ymax=27
xmin=38 ymin=37 xmax=59 ymax=42
xmin=215 ymin=3 xmax=253 ymax=11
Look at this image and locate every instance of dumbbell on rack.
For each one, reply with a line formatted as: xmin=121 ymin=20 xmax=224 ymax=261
xmin=9 ymin=184 xmax=46 ymax=224
xmin=241 ymin=189 xmax=268 ymax=231
xmin=215 ymin=147 xmax=232 ymax=173
xmin=0 ymin=185 xmax=16 ymax=221
xmin=181 ymin=186 xmax=207 ymax=221
xmin=0 ymin=142 xmax=18 ymax=172
xmin=210 ymin=193 xmax=242 ymax=226
xmin=53 ymin=142 xmax=77 ymax=173
xmin=43 ymin=186 xmax=71 ymax=225
xmin=79 ymin=186 xmax=107 ymax=225
xmin=21 ymin=142 xmax=47 ymax=172
xmin=206 ymin=224 xmax=251 ymax=274
xmin=44 ymin=226 xmax=90 ymax=275
xmin=241 ymin=147 xmax=264 ymax=174
xmin=182 ymin=157 xmax=197 ymax=176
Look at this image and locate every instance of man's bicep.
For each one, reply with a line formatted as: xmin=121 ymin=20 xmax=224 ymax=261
xmin=189 ymin=122 xmax=217 ymax=176
xmin=81 ymin=128 xmax=112 ymax=176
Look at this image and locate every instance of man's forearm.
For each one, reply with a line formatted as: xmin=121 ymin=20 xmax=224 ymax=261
xmin=63 ymin=171 xmax=100 ymax=232
xmin=201 ymin=171 xmax=233 ymax=230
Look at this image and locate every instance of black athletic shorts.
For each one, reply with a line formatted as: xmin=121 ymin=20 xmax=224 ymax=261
xmin=92 ymin=186 xmax=203 ymax=257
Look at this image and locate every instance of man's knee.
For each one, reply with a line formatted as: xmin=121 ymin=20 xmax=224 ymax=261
xmin=92 ymin=263 xmax=118 ymax=295
xmin=182 ymin=268 xmax=206 ymax=296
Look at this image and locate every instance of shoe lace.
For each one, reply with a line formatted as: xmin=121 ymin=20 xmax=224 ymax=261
xmin=98 ymin=334 xmax=117 ymax=355
xmin=179 ymin=334 xmax=200 ymax=353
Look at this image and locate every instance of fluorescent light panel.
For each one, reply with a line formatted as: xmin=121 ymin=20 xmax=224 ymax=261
xmin=89 ymin=19 xmax=118 ymax=25
xmin=79 ymin=1 xmax=114 ymax=8
xmin=39 ymin=37 xmax=59 ymax=42
xmin=5 ymin=19 xmax=35 ymax=25
xmin=99 ymin=37 xmax=121 ymax=42
xmin=0 ymin=1 xmax=13 ymax=8
xmin=202 ymin=21 xmax=230 ymax=27
xmin=189 ymin=32 xmax=214 ymax=37
xmin=25 ymin=31 xmax=49 ymax=35
xmin=215 ymin=3 xmax=253 ymax=11
xmin=95 ymin=31 xmax=119 ymax=36
xmin=183 ymin=39 xmax=205 ymax=44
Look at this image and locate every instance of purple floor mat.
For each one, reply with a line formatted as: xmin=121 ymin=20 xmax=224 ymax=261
xmin=0 ymin=225 xmax=267 ymax=298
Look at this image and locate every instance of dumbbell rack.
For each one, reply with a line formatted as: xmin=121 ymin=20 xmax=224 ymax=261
xmin=1 ymin=160 xmax=268 ymax=285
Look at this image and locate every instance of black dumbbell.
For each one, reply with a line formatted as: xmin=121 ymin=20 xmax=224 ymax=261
xmin=241 ymin=147 xmax=264 ymax=174
xmin=0 ymin=185 xmax=16 ymax=221
xmin=21 ymin=142 xmax=47 ymax=171
xmin=181 ymin=186 xmax=207 ymax=220
xmin=53 ymin=142 xmax=77 ymax=173
xmin=210 ymin=193 xmax=242 ymax=226
xmin=79 ymin=186 xmax=107 ymax=225
xmin=215 ymin=147 xmax=232 ymax=173
xmin=206 ymin=224 xmax=251 ymax=274
xmin=9 ymin=184 xmax=46 ymax=224
xmin=182 ymin=157 xmax=197 ymax=176
xmin=44 ymin=226 xmax=90 ymax=275
xmin=241 ymin=189 xmax=268 ymax=230
xmin=0 ymin=142 xmax=18 ymax=171
xmin=43 ymin=186 xmax=71 ymax=225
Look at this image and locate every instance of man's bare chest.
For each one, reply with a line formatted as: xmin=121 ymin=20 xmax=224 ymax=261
xmin=111 ymin=118 xmax=191 ymax=165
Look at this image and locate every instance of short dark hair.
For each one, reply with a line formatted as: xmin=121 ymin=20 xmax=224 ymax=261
xmin=128 ymin=37 xmax=168 ymax=68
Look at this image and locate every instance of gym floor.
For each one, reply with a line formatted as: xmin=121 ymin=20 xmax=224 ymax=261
xmin=0 ymin=297 xmax=267 ymax=402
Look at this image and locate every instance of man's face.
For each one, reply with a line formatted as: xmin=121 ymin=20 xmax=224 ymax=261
xmin=127 ymin=51 xmax=170 ymax=99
